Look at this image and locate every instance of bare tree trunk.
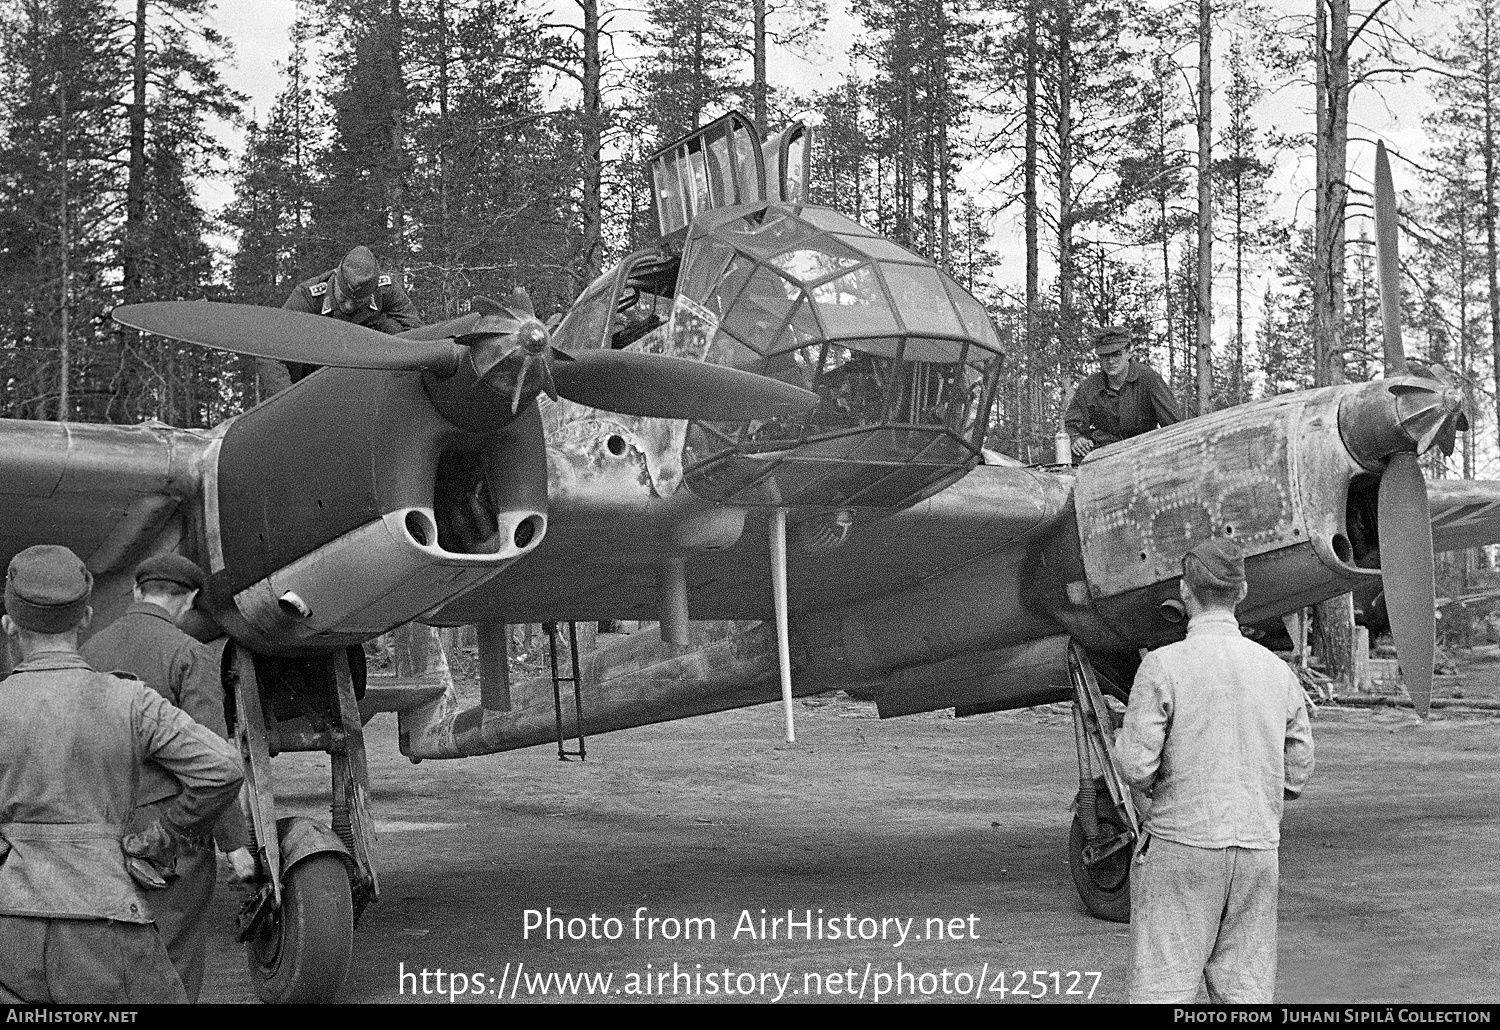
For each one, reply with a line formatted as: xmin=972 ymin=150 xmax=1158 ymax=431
xmin=1056 ymin=0 xmax=1074 ymax=323
xmin=577 ymin=0 xmax=603 ymax=289
xmin=1314 ymin=0 xmax=1354 ymax=692
xmin=126 ymin=0 xmax=147 ymax=302
xmin=937 ymin=0 xmax=950 ymax=269
xmin=1024 ymin=0 xmax=1039 ymax=444
xmin=386 ymin=0 xmax=408 ymax=257
xmin=752 ymin=0 xmax=767 ymax=133
xmin=1484 ymin=4 xmax=1500 ymax=456
xmin=1195 ymin=0 xmax=1213 ymax=415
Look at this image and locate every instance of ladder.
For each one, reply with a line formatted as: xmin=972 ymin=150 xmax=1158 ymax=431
xmin=544 ymin=621 xmax=586 ymax=761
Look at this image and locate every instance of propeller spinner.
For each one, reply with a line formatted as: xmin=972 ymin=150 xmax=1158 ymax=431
xmin=113 ymin=289 xmax=817 ymax=424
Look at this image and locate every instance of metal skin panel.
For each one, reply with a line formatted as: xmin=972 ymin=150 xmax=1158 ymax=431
xmin=229 ymin=510 xmax=533 ymax=652
xmin=1071 ymin=386 xmax=1379 ymax=648
xmin=0 ymin=419 xmax=208 ymax=638
xmin=431 ymin=460 xmax=1074 ymax=630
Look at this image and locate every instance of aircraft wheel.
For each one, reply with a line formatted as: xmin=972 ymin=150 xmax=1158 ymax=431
xmin=246 ymin=855 xmax=354 ymax=1003
xmin=1067 ymin=809 xmax=1131 ymax=923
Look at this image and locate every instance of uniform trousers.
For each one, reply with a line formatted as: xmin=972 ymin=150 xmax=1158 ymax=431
xmin=0 ymin=915 xmax=186 ymax=1003
xmin=131 ymin=797 xmax=217 ymax=1002
xmin=1127 ymin=835 xmax=1280 ymax=1003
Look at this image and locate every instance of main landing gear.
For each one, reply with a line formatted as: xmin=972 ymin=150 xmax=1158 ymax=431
xmin=1066 ymin=642 xmax=1140 ymax=923
xmin=227 ymin=644 xmax=379 ymax=1003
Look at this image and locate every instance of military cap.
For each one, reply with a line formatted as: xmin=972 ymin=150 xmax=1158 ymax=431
xmin=5 ymin=544 xmax=92 ymax=633
xmin=1091 ymin=326 xmax=1132 ymax=356
xmin=135 ymin=553 xmax=205 ymax=592
xmin=1182 ymin=537 xmax=1246 ymax=591
xmin=335 ymin=246 xmax=381 ymax=300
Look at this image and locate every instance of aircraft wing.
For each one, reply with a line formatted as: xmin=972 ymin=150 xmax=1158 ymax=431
xmin=427 ymin=459 xmax=1076 ymax=626
xmin=0 ymin=418 xmax=210 ymax=594
xmin=1428 ymin=479 xmax=1500 ymax=555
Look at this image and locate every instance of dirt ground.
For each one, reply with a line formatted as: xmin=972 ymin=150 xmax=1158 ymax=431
xmin=195 ymin=683 xmax=1500 ymax=1005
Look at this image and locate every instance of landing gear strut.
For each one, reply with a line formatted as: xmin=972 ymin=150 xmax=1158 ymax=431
xmin=229 ymin=644 xmax=380 ymax=1003
xmin=1066 ymin=642 xmax=1140 ymax=923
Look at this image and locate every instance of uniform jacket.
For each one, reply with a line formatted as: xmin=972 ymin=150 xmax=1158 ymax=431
xmin=1065 ymin=359 xmax=1183 ymax=449
xmin=81 ymin=603 xmax=248 ymax=851
xmin=0 ymin=648 xmax=243 ymax=921
xmin=257 ymin=268 xmax=423 ymax=394
xmin=1115 ymin=611 xmax=1316 ymax=849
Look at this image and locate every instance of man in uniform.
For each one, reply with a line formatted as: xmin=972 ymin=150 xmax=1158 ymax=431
xmin=81 ymin=553 xmax=255 ymax=1003
xmin=1114 ymin=537 xmax=1315 ymax=1003
xmin=0 ymin=545 xmax=243 ymax=1004
xmin=257 ymin=244 xmax=423 ymax=395
xmin=1065 ymin=325 xmax=1183 ymax=460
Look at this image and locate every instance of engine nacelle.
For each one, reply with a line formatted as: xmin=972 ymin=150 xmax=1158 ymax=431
xmin=1038 ymin=384 xmax=1382 ymax=650
xmin=199 ymin=366 xmax=548 ymax=655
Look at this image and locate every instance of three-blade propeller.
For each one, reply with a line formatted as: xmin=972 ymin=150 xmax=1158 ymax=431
xmin=1373 ymin=140 xmax=1436 ymax=718
xmin=113 ymin=290 xmax=817 ymax=424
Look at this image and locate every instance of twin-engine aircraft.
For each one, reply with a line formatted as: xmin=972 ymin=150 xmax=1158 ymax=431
xmin=3 ymin=110 xmax=1489 ymax=1001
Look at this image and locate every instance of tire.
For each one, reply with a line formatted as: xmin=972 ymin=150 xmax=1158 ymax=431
xmin=1067 ymin=806 xmax=1132 ymax=924
xmin=246 ymin=854 xmax=354 ymax=1003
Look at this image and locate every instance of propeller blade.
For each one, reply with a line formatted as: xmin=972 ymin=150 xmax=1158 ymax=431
xmin=113 ymin=302 xmax=461 ymax=375
xmin=1374 ymin=141 xmax=1406 ymax=377
xmin=1378 ymin=449 xmax=1435 ymax=718
xmin=550 ymin=350 xmax=819 ymax=421
xmin=398 ymin=312 xmax=483 ymax=341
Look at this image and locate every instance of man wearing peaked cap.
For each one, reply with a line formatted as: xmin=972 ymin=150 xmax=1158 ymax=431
xmin=1113 ymin=536 xmax=1315 ymax=1003
xmin=0 ymin=545 xmax=243 ymax=1003
xmin=1064 ymin=325 xmax=1182 ymax=461
xmin=80 ymin=552 xmax=255 ymax=1002
xmin=257 ymin=243 xmax=424 ymax=396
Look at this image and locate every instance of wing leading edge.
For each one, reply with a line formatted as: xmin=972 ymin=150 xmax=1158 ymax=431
xmin=0 ymin=417 xmax=210 ymax=588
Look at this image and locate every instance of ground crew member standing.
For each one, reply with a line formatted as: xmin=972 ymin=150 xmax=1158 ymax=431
xmin=0 ymin=545 xmax=243 ymax=1003
xmin=1114 ymin=537 xmax=1315 ymax=1003
xmin=80 ymin=553 xmax=255 ymax=1003
xmin=1065 ymin=326 xmax=1182 ymax=460
xmin=257 ymin=244 xmax=423 ymax=395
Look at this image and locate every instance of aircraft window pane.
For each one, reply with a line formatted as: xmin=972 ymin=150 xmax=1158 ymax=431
xmin=722 ymin=267 xmax=800 ymax=352
xmin=828 ymin=335 xmax=903 ymax=360
xmin=765 ymin=241 xmax=865 ymax=285
xmin=900 ymin=336 xmax=967 ymax=364
xmin=704 ymin=254 xmax=759 ymax=319
xmin=653 ymin=162 xmax=687 ymax=236
xmin=687 ymin=148 xmax=712 ymax=215
xmin=679 ymin=235 xmax=736 ymax=307
xmin=841 ymin=235 xmax=927 ymax=264
xmin=718 ymin=211 xmax=820 ymax=258
xmin=761 ymin=344 xmax=819 ymax=391
xmin=704 ymin=328 xmax=763 ymax=372
xmin=944 ymin=275 xmax=1003 ymax=353
xmin=879 ymin=263 xmax=965 ymax=337
xmin=808 ymin=347 xmax=895 ymax=428
xmin=766 ymin=296 xmax=822 ymax=355
xmin=706 ymin=135 xmax=734 ymax=206
xmin=665 ymin=294 xmax=718 ymax=360
xmin=811 ymin=267 xmax=898 ymax=339
xmin=735 ymin=142 xmax=763 ymax=202
xmin=553 ymin=283 xmax=614 ymax=351
xmin=797 ymin=207 xmax=877 ymax=236
xmin=783 ymin=132 xmax=807 ymax=203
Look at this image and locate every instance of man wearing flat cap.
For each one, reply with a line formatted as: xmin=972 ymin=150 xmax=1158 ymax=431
xmin=1064 ymin=326 xmax=1183 ymax=460
xmin=0 ymin=545 xmax=243 ymax=1003
xmin=257 ymin=244 xmax=424 ymax=396
xmin=80 ymin=553 xmax=255 ymax=1002
xmin=1114 ymin=537 xmax=1315 ymax=1003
